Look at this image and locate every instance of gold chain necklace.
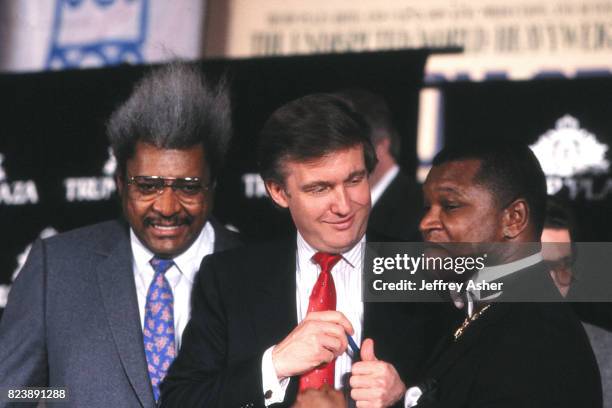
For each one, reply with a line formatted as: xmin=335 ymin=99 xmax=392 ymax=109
xmin=453 ymin=304 xmax=492 ymax=341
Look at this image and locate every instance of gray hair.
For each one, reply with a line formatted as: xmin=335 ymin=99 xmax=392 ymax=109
xmin=107 ymin=62 xmax=232 ymax=182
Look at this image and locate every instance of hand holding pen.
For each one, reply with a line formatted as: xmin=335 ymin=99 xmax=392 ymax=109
xmin=271 ymin=311 xmax=355 ymax=379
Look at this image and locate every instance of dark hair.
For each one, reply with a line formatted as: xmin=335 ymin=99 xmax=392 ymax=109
xmin=257 ymin=93 xmax=377 ymax=184
xmin=334 ymin=89 xmax=401 ymax=161
xmin=544 ymin=195 xmax=577 ymax=240
xmin=432 ymin=142 xmax=548 ymax=235
xmin=107 ymin=62 xmax=232 ymax=182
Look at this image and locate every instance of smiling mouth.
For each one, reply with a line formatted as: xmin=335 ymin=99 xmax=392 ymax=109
xmin=145 ymin=217 xmax=191 ymax=236
xmin=327 ymin=215 xmax=355 ymax=230
xmin=152 ymin=225 xmax=182 ymax=230
xmin=149 ymin=223 xmax=186 ymax=236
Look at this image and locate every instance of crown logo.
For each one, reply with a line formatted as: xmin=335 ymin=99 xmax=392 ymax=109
xmin=530 ymin=114 xmax=609 ymax=178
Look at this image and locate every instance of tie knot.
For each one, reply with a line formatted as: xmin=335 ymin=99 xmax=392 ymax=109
xmin=312 ymin=252 xmax=342 ymax=274
xmin=149 ymin=257 xmax=174 ymax=274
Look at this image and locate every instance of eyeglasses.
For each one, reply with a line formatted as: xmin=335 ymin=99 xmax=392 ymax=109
xmin=126 ymin=176 xmax=211 ymax=203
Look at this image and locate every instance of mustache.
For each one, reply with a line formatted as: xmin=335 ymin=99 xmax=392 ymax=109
xmin=144 ymin=215 xmax=193 ymax=227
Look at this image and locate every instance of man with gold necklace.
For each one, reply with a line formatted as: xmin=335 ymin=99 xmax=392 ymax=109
xmin=403 ymin=142 xmax=602 ymax=407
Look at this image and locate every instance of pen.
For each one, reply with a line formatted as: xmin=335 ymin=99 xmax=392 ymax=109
xmin=347 ymin=334 xmax=360 ymax=356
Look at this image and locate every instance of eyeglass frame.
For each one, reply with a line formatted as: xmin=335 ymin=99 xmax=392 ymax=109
xmin=125 ymin=175 xmax=214 ymax=202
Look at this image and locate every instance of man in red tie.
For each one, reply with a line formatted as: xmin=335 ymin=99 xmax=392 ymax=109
xmin=162 ymin=93 xmax=446 ymax=408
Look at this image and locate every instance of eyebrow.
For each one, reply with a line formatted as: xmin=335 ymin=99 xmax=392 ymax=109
xmin=301 ymin=180 xmax=332 ymax=191
xmin=432 ymin=185 xmax=466 ymax=198
xmin=345 ymin=169 xmax=367 ymax=181
xmin=434 ymin=186 xmax=459 ymax=193
xmin=300 ymin=169 xmax=367 ymax=191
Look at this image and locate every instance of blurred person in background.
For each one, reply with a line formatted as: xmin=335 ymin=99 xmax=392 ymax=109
xmin=336 ymin=89 xmax=422 ymax=242
xmin=542 ymin=195 xmax=611 ymax=408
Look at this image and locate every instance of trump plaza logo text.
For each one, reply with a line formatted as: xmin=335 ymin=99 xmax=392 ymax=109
xmin=0 ymin=153 xmax=39 ymax=205
xmin=64 ymin=148 xmax=117 ymax=202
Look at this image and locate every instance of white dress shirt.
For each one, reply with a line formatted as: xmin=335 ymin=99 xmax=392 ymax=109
xmin=262 ymin=233 xmax=365 ymax=406
xmin=131 ymin=221 xmax=215 ymax=350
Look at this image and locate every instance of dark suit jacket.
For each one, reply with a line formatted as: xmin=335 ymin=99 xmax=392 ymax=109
xmin=415 ymin=264 xmax=602 ymax=408
xmin=161 ymin=241 xmax=454 ymax=408
xmin=0 ymin=219 xmax=240 ymax=408
xmin=368 ymin=171 xmax=423 ymax=242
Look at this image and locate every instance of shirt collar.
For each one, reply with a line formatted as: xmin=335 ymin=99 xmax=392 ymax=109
xmin=296 ymin=232 xmax=365 ymax=273
xmin=471 ymin=251 xmax=543 ymax=284
xmin=130 ymin=221 xmax=215 ymax=284
xmin=370 ymin=164 xmax=399 ymax=206
xmin=456 ymin=252 xmax=543 ymax=316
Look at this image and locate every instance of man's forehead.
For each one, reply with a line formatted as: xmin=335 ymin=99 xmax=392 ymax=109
xmin=132 ymin=141 xmax=205 ymax=156
xmin=281 ymin=147 xmax=366 ymax=182
xmin=541 ymin=231 xmax=572 ymax=260
xmin=542 ymin=228 xmax=571 ymax=243
xmin=127 ymin=142 xmax=208 ymax=176
xmin=426 ymin=159 xmax=482 ymax=189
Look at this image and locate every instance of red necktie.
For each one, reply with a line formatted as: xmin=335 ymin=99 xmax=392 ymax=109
xmin=298 ymin=252 xmax=342 ymax=392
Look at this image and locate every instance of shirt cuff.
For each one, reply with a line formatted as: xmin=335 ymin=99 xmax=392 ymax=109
xmin=261 ymin=346 xmax=290 ymax=406
xmin=404 ymin=386 xmax=423 ymax=408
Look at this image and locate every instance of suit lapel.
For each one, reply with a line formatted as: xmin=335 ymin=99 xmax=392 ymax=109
xmin=248 ymin=243 xmax=298 ymax=350
xmin=95 ymin=227 xmax=155 ymax=408
xmin=210 ymin=217 xmax=241 ymax=253
xmin=246 ymin=243 xmax=299 ymax=402
xmin=362 ymin=235 xmax=428 ymax=379
xmin=425 ymin=302 xmax=510 ymax=383
xmin=363 ymin=302 xmax=410 ymax=364
xmin=424 ymin=263 xmax=550 ymax=383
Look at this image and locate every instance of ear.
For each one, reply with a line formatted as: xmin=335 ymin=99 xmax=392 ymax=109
xmin=376 ymin=137 xmax=391 ymax=148
xmin=502 ymin=198 xmax=529 ymax=239
xmin=375 ymin=137 xmax=391 ymax=158
xmin=264 ymin=179 xmax=290 ymax=209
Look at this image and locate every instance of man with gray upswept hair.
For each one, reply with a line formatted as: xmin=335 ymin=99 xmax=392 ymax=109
xmin=0 ymin=62 xmax=240 ymax=408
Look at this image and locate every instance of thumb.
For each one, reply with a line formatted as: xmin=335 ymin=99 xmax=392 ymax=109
xmin=360 ymin=338 xmax=378 ymax=362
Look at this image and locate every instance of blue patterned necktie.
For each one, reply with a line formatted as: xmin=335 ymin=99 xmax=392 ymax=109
xmin=143 ymin=257 xmax=176 ymax=401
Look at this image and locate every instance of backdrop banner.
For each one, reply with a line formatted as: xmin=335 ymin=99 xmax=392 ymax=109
xmin=0 ymin=0 xmax=207 ymax=72
xmin=208 ymin=0 xmax=612 ymax=81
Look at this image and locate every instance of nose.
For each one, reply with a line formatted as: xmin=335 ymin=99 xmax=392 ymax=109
xmin=151 ymin=187 xmax=182 ymax=216
xmin=330 ymin=186 xmax=351 ymax=216
xmin=419 ymin=206 xmax=442 ymax=240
